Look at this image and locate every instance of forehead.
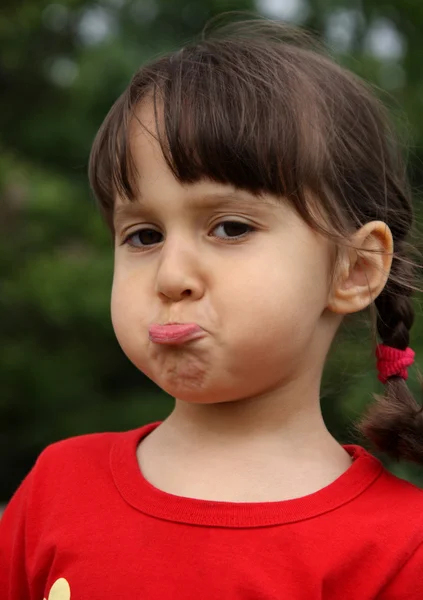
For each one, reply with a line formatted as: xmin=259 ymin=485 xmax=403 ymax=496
xmin=113 ymin=186 xmax=281 ymax=218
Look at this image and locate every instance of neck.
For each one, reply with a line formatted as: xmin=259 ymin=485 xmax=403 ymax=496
xmin=146 ymin=377 xmax=344 ymax=463
xmin=137 ymin=383 xmax=353 ymax=502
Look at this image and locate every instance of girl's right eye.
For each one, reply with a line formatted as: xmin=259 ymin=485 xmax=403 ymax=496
xmin=124 ymin=229 xmax=163 ymax=248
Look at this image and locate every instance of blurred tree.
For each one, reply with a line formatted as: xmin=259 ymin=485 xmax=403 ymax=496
xmin=1 ymin=0 xmax=422 ymax=502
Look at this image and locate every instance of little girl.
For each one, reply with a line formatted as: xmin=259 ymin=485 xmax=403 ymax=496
xmin=1 ymin=17 xmax=422 ymax=600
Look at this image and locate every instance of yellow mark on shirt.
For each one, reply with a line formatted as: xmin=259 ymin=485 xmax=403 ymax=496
xmin=44 ymin=577 xmax=71 ymax=600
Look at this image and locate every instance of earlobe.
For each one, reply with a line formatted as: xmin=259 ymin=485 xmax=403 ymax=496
xmin=327 ymin=221 xmax=394 ymax=315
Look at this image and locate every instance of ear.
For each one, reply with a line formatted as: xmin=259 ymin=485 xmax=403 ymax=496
xmin=327 ymin=221 xmax=393 ymax=315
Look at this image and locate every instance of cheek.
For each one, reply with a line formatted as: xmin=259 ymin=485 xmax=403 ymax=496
xmin=221 ymin=253 xmax=329 ymax=330
xmin=216 ymin=261 xmax=329 ymax=386
xmin=110 ymin=273 xmax=146 ymax=354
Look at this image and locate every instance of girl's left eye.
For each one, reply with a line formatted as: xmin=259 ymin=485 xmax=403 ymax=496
xmin=211 ymin=221 xmax=254 ymax=240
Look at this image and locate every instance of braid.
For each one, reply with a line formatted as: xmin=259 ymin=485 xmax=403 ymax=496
xmin=353 ymin=243 xmax=423 ymax=463
xmin=375 ymin=249 xmax=414 ymax=350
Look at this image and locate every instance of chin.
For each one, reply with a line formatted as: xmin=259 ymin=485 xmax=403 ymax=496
xmin=159 ymin=380 xmax=214 ymax=403
xmin=157 ymin=378 xmax=235 ymax=404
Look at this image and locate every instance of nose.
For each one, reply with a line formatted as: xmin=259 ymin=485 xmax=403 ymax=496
xmin=155 ymin=238 xmax=204 ymax=303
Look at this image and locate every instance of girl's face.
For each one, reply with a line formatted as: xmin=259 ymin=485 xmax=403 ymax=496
xmin=111 ymin=102 xmax=340 ymax=404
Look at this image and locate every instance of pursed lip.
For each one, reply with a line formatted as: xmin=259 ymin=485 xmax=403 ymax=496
xmin=148 ymin=322 xmax=205 ymax=345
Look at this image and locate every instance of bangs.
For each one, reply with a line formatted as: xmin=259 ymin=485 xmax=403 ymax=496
xmin=89 ymin=31 xmax=335 ymax=231
xmin=154 ymin=43 xmax=305 ymax=197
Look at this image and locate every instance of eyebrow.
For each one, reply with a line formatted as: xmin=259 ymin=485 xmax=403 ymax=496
xmin=113 ymin=191 xmax=280 ymax=226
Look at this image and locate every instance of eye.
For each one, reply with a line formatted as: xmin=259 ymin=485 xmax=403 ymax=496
xmin=124 ymin=228 xmax=163 ymax=248
xmin=211 ymin=221 xmax=255 ymax=240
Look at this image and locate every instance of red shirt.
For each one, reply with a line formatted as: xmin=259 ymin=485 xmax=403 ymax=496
xmin=1 ymin=421 xmax=423 ymax=599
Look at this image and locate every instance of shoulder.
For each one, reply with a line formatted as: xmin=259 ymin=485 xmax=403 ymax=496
xmin=36 ymin=430 xmax=121 ymax=469
xmin=378 ymin=466 xmax=423 ymax=507
xmin=365 ymin=461 xmax=423 ymax=535
xmin=346 ymin=447 xmax=423 ymax=565
xmin=28 ymin=431 xmax=118 ymax=488
xmin=23 ymin=426 xmax=149 ymax=498
xmin=32 ymin=426 xmax=147 ymax=485
xmin=352 ymin=443 xmax=423 ymax=504
xmin=349 ymin=444 xmax=423 ymax=512
xmin=385 ymin=471 xmax=423 ymax=543
xmin=368 ymin=466 xmax=423 ymax=562
xmin=3 ymin=425 xmax=152 ymax=527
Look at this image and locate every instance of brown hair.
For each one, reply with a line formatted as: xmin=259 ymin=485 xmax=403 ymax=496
xmin=89 ymin=17 xmax=422 ymax=463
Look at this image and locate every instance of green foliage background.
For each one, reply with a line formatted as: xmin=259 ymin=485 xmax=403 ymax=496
xmin=1 ymin=0 xmax=423 ymax=501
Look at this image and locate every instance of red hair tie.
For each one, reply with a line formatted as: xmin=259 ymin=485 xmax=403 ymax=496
xmin=375 ymin=344 xmax=415 ymax=384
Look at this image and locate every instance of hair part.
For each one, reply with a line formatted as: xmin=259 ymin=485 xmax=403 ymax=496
xmin=89 ymin=17 xmax=422 ymax=464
